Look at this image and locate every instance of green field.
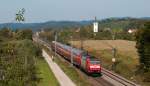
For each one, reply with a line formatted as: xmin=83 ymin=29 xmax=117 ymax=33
xmin=36 ymin=57 xmax=59 ymax=86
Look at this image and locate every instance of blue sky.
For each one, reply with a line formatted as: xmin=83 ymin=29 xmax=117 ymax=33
xmin=0 ymin=0 xmax=150 ymax=23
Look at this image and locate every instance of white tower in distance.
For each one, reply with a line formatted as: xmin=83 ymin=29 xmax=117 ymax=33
xmin=93 ymin=17 xmax=98 ymax=33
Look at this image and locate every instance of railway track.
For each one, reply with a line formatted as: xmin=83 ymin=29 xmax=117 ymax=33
xmin=93 ymin=77 xmax=114 ymax=86
xmin=33 ymin=36 xmax=140 ymax=86
xmin=101 ymin=68 xmax=140 ymax=86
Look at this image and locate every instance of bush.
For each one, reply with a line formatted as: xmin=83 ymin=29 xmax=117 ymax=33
xmin=15 ymin=29 xmax=32 ymax=40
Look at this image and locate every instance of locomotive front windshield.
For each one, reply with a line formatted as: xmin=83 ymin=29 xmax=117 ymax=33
xmin=90 ymin=56 xmax=100 ymax=64
xmin=90 ymin=61 xmax=100 ymax=64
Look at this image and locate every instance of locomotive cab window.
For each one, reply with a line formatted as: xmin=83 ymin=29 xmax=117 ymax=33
xmin=90 ymin=56 xmax=100 ymax=64
xmin=90 ymin=61 xmax=100 ymax=64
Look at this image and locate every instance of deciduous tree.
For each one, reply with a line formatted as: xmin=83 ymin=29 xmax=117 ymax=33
xmin=136 ymin=22 xmax=150 ymax=72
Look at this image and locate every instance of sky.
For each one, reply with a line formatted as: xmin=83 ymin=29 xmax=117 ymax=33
xmin=0 ymin=0 xmax=150 ymax=23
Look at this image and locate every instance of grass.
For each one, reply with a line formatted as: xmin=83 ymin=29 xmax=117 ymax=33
xmin=71 ymin=40 xmax=138 ymax=59
xmin=44 ymin=47 xmax=91 ymax=86
xmin=96 ymin=49 xmax=138 ymax=78
xmin=36 ymin=57 xmax=59 ymax=86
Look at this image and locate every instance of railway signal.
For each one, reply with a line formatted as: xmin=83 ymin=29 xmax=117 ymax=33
xmin=15 ymin=8 xmax=25 ymax=22
xmin=52 ymin=55 xmax=54 ymax=61
xmin=93 ymin=17 xmax=98 ymax=33
xmin=112 ymin=47 xmax=116 ymax=71
xmin=112 ymin=57 xmax=116 ymax=70
xmin=93 ymin=17 xmax=98 ymax=38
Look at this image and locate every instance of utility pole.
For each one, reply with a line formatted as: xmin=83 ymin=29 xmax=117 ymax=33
xmin=55 ymin=32 xmax=57 ymax=57
xmin=81 ymin=39 xmax=83 ymax=50
xmin=70 ymin=36 xmax=73 ymax=66
xmin=79 ymin=28 xmax=83 ymax=50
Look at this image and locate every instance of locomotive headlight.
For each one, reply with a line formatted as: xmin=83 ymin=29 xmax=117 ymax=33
xmin=95 ymin=66 xmax=100 ymax=68
xmin=90 ymin=65 xmax=100 ymax=68
xmin=90 ymin=66 xmax=95 ymax=68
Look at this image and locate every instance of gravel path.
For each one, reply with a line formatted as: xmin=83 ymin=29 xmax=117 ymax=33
xmin=42 ymin=49 xmax=76 ymax=86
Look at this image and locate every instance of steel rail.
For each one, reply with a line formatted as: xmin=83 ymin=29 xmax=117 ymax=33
xmin=102 ymin=68 xmax=139 ymax=86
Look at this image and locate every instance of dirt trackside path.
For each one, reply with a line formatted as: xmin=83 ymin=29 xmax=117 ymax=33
xmin=42 ymin=49 xmax=76 ymax=86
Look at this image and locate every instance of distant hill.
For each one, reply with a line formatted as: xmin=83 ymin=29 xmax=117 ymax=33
xmin=0 ymin=17 xmax=149 ymax=31
xmin=140 ymin=17 xmax=150 ymax=20
xmin=0 ymin=21 xmax=92 ymax=31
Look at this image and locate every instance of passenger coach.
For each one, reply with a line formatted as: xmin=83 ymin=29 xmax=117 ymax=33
xmin=51 ymin=41 xmax=101 ymax=74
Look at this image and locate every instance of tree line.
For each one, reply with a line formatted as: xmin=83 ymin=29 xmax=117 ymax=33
xmin=136 ymin=22 xmax=150 ymax=82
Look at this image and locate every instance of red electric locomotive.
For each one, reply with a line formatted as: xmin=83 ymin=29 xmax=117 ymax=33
xmin=51 ymin=41 xmax=101 ymax=74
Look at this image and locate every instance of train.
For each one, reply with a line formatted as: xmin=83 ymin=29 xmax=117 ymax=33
xmin=51 ymin=41 xmax=101 ymax=74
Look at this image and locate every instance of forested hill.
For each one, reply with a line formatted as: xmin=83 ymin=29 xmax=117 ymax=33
xmin=0 ymin=17 xmax=150 ymax=30
xmin=0 ymin=21 xmax=92 ymax=31
xmin=99 ymin=17 xmax=150 ymax=30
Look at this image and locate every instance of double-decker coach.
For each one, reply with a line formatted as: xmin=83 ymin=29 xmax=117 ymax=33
xmin=51 ymin=41 xmax=101 ymax=74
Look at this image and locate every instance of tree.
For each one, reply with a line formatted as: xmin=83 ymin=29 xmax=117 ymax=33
xmin=136 ymin=22 xmax=150 ymax=72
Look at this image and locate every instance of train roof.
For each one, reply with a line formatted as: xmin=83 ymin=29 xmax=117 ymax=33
xmin=53 ymin=41 xmax=84 ymax=55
